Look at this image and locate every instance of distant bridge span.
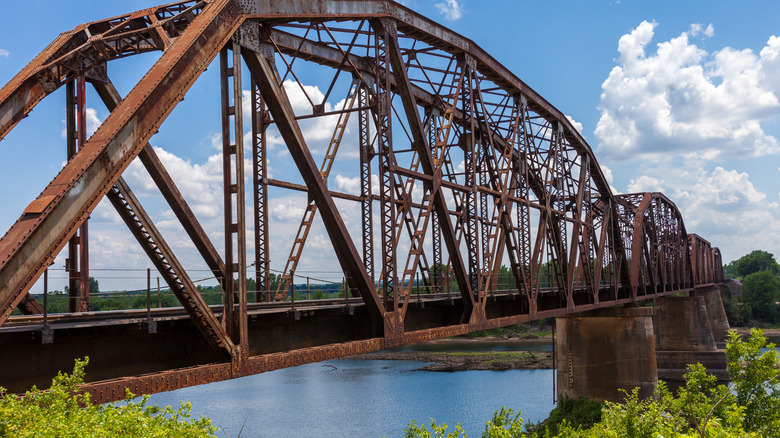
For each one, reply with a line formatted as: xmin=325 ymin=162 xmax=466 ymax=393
xmin=0 ymin=0 xmax=723 ymax=402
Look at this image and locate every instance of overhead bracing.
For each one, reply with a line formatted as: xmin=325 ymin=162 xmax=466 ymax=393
xmin=0 ymin=0 xmax=723 ymax=401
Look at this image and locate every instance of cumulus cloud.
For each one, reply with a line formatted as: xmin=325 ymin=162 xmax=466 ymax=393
xmin=595 ymin=21 xmax=780 ymax=162
xmin=60 ymin=107 xmax=103 ymax=139
xmin=334 ymin=174 xmax=360 ymax=195
xmin=627 ymin=175 xmax=664 ymax=194
xmin=123 ymin=146 xmax=224 ymax=219
xmin=677 ymin=167 xmax=764 ymax=209
xmin=599 ymin=164 xmax=620 ymax=195
xmin=271 ymin=199 xmax=306 ymax=222
xmin=434 ymin=0 xmax=463 ymax=21
xmin=0 ymin=49 xmax=9 ymax=58
xmin=565 ymin=115 xmax=583 ymax=134
xmin=625 ymin=163 xmax=780 ymax=263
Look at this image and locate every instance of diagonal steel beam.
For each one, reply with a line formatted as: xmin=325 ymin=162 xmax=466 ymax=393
xmin=0 ymin=29 xmax=83 ymax=141
xmin=107 ymin=178 xmax=234 ymax=356
xmin=89 ymin=79 xmax=228 ymax=285
xmin=379 ymin=19 xmax=475 ymax=315
xmin=241 ymin=48 xmax=385 ymax=325
xmin=0 ymin=0 xmax=242 ymax=325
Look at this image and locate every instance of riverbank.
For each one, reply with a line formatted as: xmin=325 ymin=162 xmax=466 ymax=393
xmin=732 ymin=327 xmax=780 ymax=337
xmin=352 ymin=350 xmax=554 ymax=371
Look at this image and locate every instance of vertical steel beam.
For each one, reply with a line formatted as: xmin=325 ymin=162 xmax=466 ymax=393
xmin=373 ymin=24 xmax=398 ymax=312
xmin=359 ymin=84 xmax=374 ymax=283
xmin=251 ymin=77 xmax=271 ymax=303
xmin=219 ymin=42 xmax=248 ymax=356
xmin=379 ymin=21 xmax=475 ymax=318
xmin=65 ymin=77 xmax=90 ymax=312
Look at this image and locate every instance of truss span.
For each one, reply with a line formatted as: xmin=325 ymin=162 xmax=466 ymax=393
xmin=0 ymin=0 xmax=723 ymax=402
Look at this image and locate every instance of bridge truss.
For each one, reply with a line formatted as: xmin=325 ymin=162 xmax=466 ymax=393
xmin=0 ymin=0 xmax=723 ymax=402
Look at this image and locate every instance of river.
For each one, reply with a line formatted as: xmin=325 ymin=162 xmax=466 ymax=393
xmin=147 ymin=342 xmax=556 ymax=437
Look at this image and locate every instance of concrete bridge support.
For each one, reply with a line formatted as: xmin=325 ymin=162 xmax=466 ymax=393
xmin=556 ymin=307 xmax=657 ymax=402
xmin=654 ymin=290 xmax=729 ymax=380
xmin=556 ymin=288 xmax=731 ymax=402
xmin=697 ymin=287 xmax=731 ymax=348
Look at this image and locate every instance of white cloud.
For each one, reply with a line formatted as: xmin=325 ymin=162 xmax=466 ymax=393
xmin=688 ymin=23 xmax=714 ymax=38
xmin=627 ymin=175 xmax=664 ymax=193
xmin=0 ymin=49 xmax=9 ymax=58
xmin=679 ymin=167 xmax=764 ymax=209
xmin=565 ymin=115 xmax=583 ymax=134
xmin=85 ymin=108 xmax=101 ymax=136
xmin=271 ymin=199 xmax=305 ymax=222
xmin=599 ymin=164 xmax=620 ymax=195
xmin=124 ymin=146 xmax=223 ymax=219
xmin=595 ymin=20 xmax=780 ymax=162
xmin=434 ymin=0 xmax=463 ymax=21
xmin=60 ymin=107 xmax=103 ymax=139
xmin=334 ymin=174 xmax=360 ymax=195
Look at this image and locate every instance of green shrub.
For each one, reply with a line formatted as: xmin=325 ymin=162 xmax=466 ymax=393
xmin=0 ymin=358 xmax=217 ymax=437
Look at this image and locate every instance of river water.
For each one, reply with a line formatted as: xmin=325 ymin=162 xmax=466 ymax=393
xmin=147 ymin=342 xmax=556 ymax=437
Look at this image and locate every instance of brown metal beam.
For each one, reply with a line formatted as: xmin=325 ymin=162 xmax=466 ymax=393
xmin=106 ymin=178 xmax=234 ymax=356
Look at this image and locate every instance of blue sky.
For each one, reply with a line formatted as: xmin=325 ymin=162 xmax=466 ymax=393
xmin=1 ymin=0 xmax=779 ymax=292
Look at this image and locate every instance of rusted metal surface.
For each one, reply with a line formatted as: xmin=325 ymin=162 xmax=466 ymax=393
xmin=0 ymin=0 xmax=726 ymax=403
xmin=0 ymin=0 xmax=244 ymax=325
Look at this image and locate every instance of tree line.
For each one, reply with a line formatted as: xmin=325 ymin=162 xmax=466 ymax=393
xmin=722 ymin=249 xmax=780 ymax=326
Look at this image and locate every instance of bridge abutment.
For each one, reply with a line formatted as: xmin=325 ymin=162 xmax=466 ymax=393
xmin=556 ymin=307 xmax=657 ymax=402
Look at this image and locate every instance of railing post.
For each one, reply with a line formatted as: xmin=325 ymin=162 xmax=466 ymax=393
xmin=42 ymin=267 xmax=53 ymax=344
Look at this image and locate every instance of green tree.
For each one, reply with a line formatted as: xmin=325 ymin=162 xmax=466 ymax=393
xmin=89 ymin=276 xmax=99 ymax=294
xmin=730 ymin=250 xmax=780 ymax=278
xmin=741 ymin=270 xmax=780 ymax=322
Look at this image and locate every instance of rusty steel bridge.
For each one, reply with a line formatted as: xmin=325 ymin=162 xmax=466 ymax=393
xmin=0 ymin=0 xmax=723 ymax=403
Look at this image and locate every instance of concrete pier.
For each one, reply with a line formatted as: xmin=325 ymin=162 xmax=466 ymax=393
xmin=556 ymin=307 xmax=657 ymax=402
xmin=654 ymin=292 xmax=728 ymax=380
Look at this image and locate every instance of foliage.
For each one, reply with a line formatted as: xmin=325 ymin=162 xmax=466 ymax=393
xmin=0 ymin=358 xmax=217 ymax=438
xmin=404 ymin=406 xmax=523 ymax=438
xmin=740 ymin=271 xmax=780 ymax=322
xmin=725 ymin=329 xmax=780 ymax=434
xmin=724 ymin=249 xmax=780 ymax=278
xmin=530 ymin=395 xmax=603 ymax=437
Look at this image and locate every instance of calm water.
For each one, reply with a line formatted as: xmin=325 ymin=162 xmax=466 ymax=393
xmin=147 ymin=357 xmax=556 ymax=437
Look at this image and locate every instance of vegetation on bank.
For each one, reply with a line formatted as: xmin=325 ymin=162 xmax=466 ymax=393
xmin=723 ymin=249 xmax=780 ymax=326
xmin=404 ymin=329 xmax=780 ymax=437
xmin=0 ymin=358 xmax=217 ymax=437
xmin=460 ymin=321 xmax=553 ymax=339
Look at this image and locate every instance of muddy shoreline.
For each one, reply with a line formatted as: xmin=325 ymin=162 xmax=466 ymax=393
xmin=350 ymin=333 xmax=555 ymax=371
xmin=351 ymin=350 xmax=554 ymax=371
xmin=349 ymin=328 xmax=778 ymax=372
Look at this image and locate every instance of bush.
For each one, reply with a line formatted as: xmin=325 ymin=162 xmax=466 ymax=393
xmin=530 ymin=395 xmax=603 ymax=437
xmin=0 ymin=358 xmax=217 ymax=437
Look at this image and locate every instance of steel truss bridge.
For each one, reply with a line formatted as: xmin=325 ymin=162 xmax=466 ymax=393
xmin=0 ymin=0 xmax=723 ymax=403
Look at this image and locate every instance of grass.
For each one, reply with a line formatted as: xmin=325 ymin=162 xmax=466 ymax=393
xmin=458 ymin=322 xmax=554 ymax=339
